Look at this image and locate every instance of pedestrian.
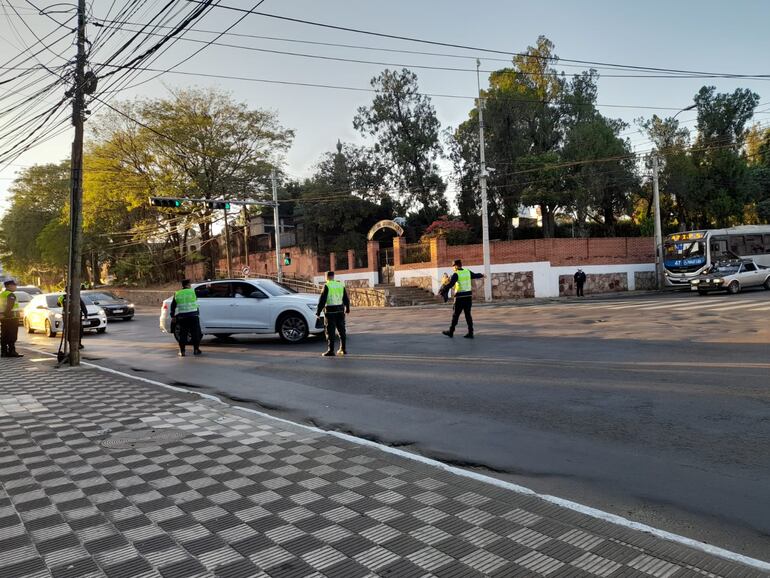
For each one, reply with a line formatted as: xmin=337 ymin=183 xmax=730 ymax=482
xmin=58 ymin=292 xmax=88 ymax=350
xmin=574 ymin=268 xmax=587 ymax=297
xmin=170 ymin=279 xmax=202 ymax=357
xmin=316 ymin=271 xmax=350 ymax=357
xmin=438 ymin=272 xmax=451 ymax=303
xmin=0 ymin=280 xmax=23 ymax=358
xmin=442 ymin=259 xmax=484 ymax=339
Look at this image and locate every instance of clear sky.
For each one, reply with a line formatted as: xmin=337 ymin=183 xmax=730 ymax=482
xmin=2 ymin=0 xmax=770 ymax=210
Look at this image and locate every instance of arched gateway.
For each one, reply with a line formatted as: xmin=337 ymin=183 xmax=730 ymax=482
xmin=367 ymin=219 xmax=404 ymax=241
xmin=367 ymin=220 xmax=404 ymax=285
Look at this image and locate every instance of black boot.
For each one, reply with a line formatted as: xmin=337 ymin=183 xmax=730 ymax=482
xmin=442 ymin=330 xmax=454 ymax=338
xmin=322 ymin=350 xmax=335 ymax=357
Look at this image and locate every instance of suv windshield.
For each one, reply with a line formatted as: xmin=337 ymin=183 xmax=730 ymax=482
xmin=258 ymin=280 xmax=294 ymax=296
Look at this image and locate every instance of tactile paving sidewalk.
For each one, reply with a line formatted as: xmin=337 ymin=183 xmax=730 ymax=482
xmin=0 ymin=357 xmax=764 ymax=578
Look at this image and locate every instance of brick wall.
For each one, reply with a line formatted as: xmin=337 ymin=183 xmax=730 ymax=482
xmin=438 ymin=237 xmax=653 ymax=268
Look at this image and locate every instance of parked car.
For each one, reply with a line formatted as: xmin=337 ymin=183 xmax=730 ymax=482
xmin=23 ymin=293 xmax=107 ymax=337
xmin=14 ymin=291 xmax=32 ymax=325
xmin=690 ymin=259 xmax=770 ymax=295
xmin=17 ymin=285 xmax=42 ymax=295
xmin=159 ymin=279 xmax=324 ymax=343
xmin=81 ymin=290 xmax=135 ymax=320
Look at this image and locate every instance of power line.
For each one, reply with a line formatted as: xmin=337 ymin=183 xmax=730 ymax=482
xmin=184 ymin=0 xmax=770 ymax=79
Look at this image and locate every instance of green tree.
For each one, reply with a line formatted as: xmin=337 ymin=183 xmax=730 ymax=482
xmin=0 ymin=161 xmax=69 ymax=283
xmin=354 ymin=69 xmax=446 ymax=220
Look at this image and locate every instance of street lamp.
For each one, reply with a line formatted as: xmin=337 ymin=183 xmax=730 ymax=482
xmin=652 ymin=102 xmax=698 ymax=290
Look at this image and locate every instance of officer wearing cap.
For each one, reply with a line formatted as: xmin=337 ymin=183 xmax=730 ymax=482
xmin=0 ymin=280 xmax=23 ymax=357
xmin=170 ymin=279 xmax=202 ymax=357
xmin=441 ymin=259 xmax=484 ymax=339
xmin=315 ymin=271 xmax=350 ymax=357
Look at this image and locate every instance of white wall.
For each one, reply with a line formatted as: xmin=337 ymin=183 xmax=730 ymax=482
xmin=394 ymin=261 xmax=656 ymax=298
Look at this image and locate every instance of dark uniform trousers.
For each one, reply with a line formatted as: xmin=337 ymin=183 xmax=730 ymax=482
xmin=174 ymin=315 xmax=202 ymax=351
xmin=450 ymin=296 xmax=474 ymax=335
xmin=0 ymin=318 xmax=18 ymax=355
xmin=324 ymin=312 xmax=346 ymax=352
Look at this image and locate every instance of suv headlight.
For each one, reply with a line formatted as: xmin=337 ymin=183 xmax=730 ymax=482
xmin=691 ymin=279 xmax=700 ymax=285
xmin=714 ymin=278 xmax=724 ymax=284
xmin=306 ymin=303 xmax=317 ymax=311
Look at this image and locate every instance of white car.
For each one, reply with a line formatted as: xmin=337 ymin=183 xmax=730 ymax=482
xmin=159 ymin=279 xmax=324 ymax=343
xmin=23 ymin=293 xmax=108 ymax=337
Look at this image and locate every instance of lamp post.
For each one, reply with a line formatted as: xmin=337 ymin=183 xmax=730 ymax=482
xmin=652 ymin=103 xmax=697 ymax=290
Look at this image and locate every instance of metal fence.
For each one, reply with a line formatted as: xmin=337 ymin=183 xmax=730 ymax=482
xmin=334 ymin=251 xmax=350 ymax=271
xmin=401 ymin=243 xmax=431 ymax=264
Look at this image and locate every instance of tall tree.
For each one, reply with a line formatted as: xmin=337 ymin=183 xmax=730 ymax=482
xmin=353 ymin=69 xmax=446 ymax=222
xmin=0 ymin=162 xmax=70 ymax=283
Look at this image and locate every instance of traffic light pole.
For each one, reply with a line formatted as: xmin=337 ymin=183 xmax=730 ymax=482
xmin=64 ymin=0 xmax=87 ymax=366
xmin=271 ymin=169 xmax=283 ymax=283
xmin=223 ymin=205 xmax=232 ymax=278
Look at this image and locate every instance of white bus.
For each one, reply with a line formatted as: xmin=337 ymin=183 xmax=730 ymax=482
xmin=663 ymin=225 xmax=770 ymax=286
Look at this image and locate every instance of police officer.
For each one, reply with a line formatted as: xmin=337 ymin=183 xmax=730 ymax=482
xmin=170 ymin=279 xmax=202 ymax=357
xmin=574 ymin=268 xmax=587 ymax=297
xmin=0 ymin=280 xmax=22 ymax=358
xmin=315 ymin=271 xmax=350 ymax=357
xmin=58 ymin=292 xmax=88 ymax=350
xmin=442 ymin=259 xmax=484 ymax=339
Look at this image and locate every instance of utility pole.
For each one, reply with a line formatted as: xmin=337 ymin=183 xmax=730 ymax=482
xmin=242 ymin=205 xmax=249 ymax=273
xmin=652 ymin=155 xmax=664 ymax=290
xmin=223 ymin=205 xmax=232 ymax=278
xmin=476 ymin=60 xmax=492 ymax=301
xmin=271 ymin=169 xmax=283 ymax=282
xmin=64 ymin=0 xmax=87 ymax=366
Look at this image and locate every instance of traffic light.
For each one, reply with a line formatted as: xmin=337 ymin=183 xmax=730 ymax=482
xmin=206 ymin=200 xmax=231 ymax=210
xmin=149 ymin=197 xmax=182 ymax=208
xmin=283 ymin=252 xmax=291 ymax=266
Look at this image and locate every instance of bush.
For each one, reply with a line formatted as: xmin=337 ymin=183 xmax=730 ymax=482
xmin=421 ymin=216 xmax=473 ymax=245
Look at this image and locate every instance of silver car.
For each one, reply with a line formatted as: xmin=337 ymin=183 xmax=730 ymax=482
xmin=690 ymin=259 xmax=770 ymax=295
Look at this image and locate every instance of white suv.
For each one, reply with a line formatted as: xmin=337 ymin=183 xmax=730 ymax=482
xmin=159 ymin=279 xmax=323 ymax=343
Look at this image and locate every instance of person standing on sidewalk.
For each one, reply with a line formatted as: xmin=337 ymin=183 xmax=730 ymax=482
xmin=0 ymin=280 xmax=22 ymax=358
xmin=316 ymin=271 xmax=350 ymax=357
xmin=58 ymin=292 xmax=88 ymax=350
xmin=574 ymin=268 xmax=587 ymax=297
xmin=442 ymin=259 xmax=484 ymax=339
xmin=170 ymin=280 xmax=202 ymax=357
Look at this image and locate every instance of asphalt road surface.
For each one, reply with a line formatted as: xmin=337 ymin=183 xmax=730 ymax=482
xmin=18 ymin=290 xmax=770 ymax=560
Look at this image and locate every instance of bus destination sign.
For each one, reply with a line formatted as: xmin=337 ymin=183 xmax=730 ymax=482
xmin=668 ymin=231 xmax=705 ymax=241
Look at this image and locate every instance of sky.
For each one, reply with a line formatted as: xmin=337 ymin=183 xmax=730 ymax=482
xmin=2 ymin=0 xmax=770 ymax=212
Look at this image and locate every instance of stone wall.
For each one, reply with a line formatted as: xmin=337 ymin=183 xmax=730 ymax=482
xmin=111 ymin=288 xmax=172 ymax=307
xmin=634 ymin=271 xmax=657 ymax=291
xmin=491 ymin=271 xmax=535 ymax=299
xmin=344 ymin=279 xmax=371 ymax=289
xmin=559 ymin=272 xmax=628 ymax=296
xmin=400 ymin=276 xmax=433 ymax=292
xmin=347 ymin=288 xmax=392 ymax=307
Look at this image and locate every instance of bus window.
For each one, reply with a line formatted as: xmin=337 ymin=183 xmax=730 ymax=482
xmin=710 ymin=236 xmax=728 ymax=258
xmin=728 ymin=235 xmax=746 ymax=256
xmin=744 ymin=235 xmax=764 ymax=255
xmin=763 ymin=235 xmax=770 ymax=252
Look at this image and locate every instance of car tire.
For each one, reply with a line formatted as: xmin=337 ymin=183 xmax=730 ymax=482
xmin=764 ymin=277 xmax=770 ymax=290
xmin=24 ymin=318 xmax=34 ymax=334
xmin=727 ymin=281 xmax=740 ymax=295
xmin=277 ymin=313 xmax=309 ymax=343
xmin=213 ymin=333 xmax=232 ymax=340
xmin=96 ymin=328 xmax=106 ymax=334
xmin=45 ymin=320 xmax=56 ymax=338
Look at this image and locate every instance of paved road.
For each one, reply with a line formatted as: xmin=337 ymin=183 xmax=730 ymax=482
xmin=18 ymin=290 xmax=770 ymax=561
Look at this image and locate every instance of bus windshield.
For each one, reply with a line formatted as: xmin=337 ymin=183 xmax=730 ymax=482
xmin=663 ymin=239 xmax=707 ymax=272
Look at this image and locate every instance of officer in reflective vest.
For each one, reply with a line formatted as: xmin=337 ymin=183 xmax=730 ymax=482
xmin=170 ymin=279 xmax=202 ymax=357
xmin=441 ymin=259 xmax=484 ymax=339
xmin=0 ymin=280 xmax=22 ymax=357
xmin=315 ymin=271 xmax=350 ymax=357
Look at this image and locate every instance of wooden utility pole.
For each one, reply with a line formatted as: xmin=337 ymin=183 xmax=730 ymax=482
xmin=64 ymin=0 xmax=87 ymax=365
xmin=242 ymin=205 xmax=249 ymax=272
xmin=271 ymin=169 xmax=283 ymax=282
xmin=223 ymin=205 xmax=232 ymax=278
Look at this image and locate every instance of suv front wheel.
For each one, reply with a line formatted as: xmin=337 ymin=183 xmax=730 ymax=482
xmin=278 ymin=312 xmax=309 ymax=343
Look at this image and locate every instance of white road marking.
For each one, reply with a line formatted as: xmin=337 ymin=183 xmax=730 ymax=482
xmin=20 ymin=345 xmax=770 ymax=573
